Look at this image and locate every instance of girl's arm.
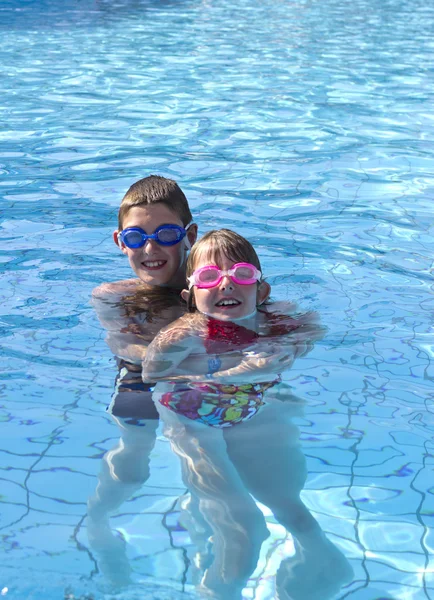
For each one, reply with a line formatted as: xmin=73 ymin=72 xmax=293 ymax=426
xmin=143 ymin=339 xmax=292 ymax=384
xmin=201 ymin=312 xmax=326 ymax=383
xmin=143 ymin=311 xmax=325 ymax=384
xmin=196 ymin=350 xmax=293 ymax=383
xmin=142 ymin=323 xmax=199 ymax=381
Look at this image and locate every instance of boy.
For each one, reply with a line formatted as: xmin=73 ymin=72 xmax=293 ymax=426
xmin=87 ymin=176 xmax=197 ymax=584
xmin=92 ymin=174 xmax=197 ymax=419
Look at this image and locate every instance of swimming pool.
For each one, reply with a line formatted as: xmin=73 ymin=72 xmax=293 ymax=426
xmin=1 ymin=0 xmax=433 ymax=598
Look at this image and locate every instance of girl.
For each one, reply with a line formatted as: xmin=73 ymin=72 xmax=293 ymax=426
xmin=142 ymin=230 xmax=352 ymax=600
xmin=142 ymin=229 xmax=319 ymax=389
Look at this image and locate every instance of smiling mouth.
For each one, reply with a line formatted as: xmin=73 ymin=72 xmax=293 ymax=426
xmin=215 ymin=298 xmax=241 ymax=308
xmin=142 ymin=260 xmax=167 ymax=270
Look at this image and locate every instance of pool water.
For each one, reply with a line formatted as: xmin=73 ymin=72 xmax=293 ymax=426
xmin=1 ymin=0 xmax=434 ymax=598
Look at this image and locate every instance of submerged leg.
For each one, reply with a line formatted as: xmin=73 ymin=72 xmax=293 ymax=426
xmin=87 ymin=416 xmax=159 ymax=586
xmin=158 ymin=403 xmax=269 ymax=600
xmin=225 ymin=398 xmax=353 ymax=599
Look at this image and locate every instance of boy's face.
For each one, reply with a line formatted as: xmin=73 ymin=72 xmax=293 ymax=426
xmin=114 ymin=204 xmax=197 ymax=287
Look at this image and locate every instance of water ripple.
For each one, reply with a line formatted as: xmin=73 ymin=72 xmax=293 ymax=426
xmin=1 ymin=0 xmax=434 ymax=598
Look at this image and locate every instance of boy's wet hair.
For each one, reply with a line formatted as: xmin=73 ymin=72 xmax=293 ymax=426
xmin=118 ymin=175 xmax=192 ymax=230
xmin=186 ymin=229 xmax=262 ymax=312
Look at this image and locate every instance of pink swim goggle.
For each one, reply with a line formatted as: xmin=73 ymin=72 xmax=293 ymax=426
xmin=188 ymin=262 xmax=262 ymax=289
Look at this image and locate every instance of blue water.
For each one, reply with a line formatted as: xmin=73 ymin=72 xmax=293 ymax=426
xmin=1 ymin=0 xmax=434 ymax=598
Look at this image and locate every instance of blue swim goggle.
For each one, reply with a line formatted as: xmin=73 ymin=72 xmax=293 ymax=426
xmin=119 ymin=224 xmax=189 ymax=249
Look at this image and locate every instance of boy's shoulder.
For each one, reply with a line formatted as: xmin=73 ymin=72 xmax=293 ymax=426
xmin=92 ymin=278 xmax=141 ymax=300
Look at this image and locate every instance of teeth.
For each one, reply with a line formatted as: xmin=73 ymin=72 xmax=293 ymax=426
xmin=217 ymin=299 xmax=240 ymax=306
xmin=144 ymin=261 xmax=165 ymax=267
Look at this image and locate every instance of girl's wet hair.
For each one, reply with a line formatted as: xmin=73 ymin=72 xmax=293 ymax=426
xmin=119 ymin=285 xmax=184 ymax=320
xmin=186 ymin=229 xmax=262 ymax=312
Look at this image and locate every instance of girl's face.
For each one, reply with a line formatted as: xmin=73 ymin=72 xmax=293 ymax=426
xmin=184 ymin=251 xmax=269 ymax=322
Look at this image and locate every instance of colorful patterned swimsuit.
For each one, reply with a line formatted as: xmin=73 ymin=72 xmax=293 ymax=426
xmin=160 ymin=380 xmax=277 ymax=428
xmin=159 ymin=318 xmax=278 ymax=428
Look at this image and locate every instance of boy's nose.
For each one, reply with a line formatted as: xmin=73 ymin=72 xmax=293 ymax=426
xmin=143 ymin=238 xmax=160 ymax=253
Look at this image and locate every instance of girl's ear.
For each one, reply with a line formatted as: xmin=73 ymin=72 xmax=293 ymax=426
xmin=181 ymin=289 xmax=190 ymax=302
xmin=113 ymin=230 xmax=127 ymax=254
xmin=257 ymin=281 xmax=271 ymax=305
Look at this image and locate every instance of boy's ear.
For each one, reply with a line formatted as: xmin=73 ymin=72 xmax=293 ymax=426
xmin=113 ymin=230 xmax=127 ymax=254
xmin=181 ymin=289 xmax=190 ymax=302
xmin=257 ymin=281 xmax=271 ymax=305
xmin=186 ymin=223 xmax=198 ymax=249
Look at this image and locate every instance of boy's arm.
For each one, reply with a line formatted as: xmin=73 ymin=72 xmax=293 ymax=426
xmin=92 ymin=281 xmax=156 ymax=363
xmin=91 ymin=280 xmax=140 ymax=329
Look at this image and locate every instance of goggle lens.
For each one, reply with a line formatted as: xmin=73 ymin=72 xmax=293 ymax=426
xmin=123 ymin=229 xmax=145 ymax=247
xmin=157 ymin=228 xmax=182 ymax=244
xmin=233 ymin=265 xmax=256 ymax=281
xmin=197 ymin=268 xmax=221 ymax=285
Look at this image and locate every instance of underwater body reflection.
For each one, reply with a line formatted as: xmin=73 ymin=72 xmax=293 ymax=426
xmin=87 ymin=298 xmax=353 ymax=598
xmin=145 ymin=310 xmax=353 ymax=599
xmin=86 ymin=285 xmax=187 ymax=587
xmin=154 ymin=380 xmax=354 ymax=600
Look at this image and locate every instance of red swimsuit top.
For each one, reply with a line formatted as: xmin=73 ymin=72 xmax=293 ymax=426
xmin=204 ymin=312 xmax=301 ymax=355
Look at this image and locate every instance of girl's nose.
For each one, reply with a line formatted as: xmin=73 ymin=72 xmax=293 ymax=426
xmin=219 ymin=275 xmax=234 ymax=291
